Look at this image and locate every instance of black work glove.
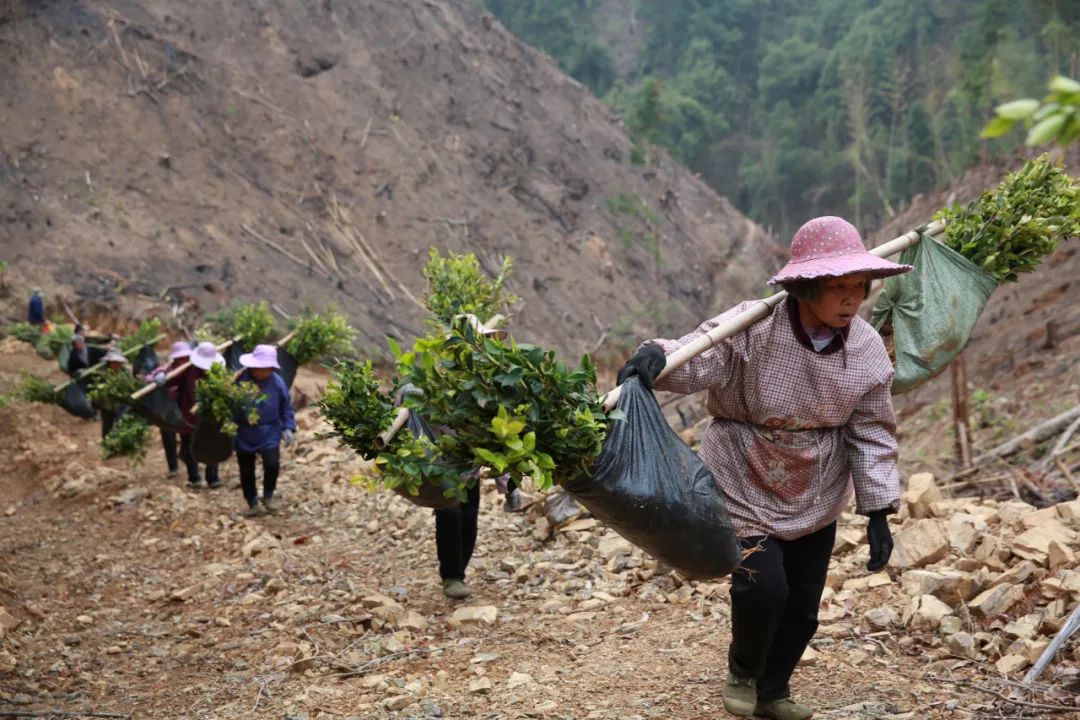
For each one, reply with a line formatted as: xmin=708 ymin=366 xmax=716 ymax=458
xmin=866 ymin=510 xmax=894 ymax=571
xmin=616 ymin=344 xmax=666 ymax=391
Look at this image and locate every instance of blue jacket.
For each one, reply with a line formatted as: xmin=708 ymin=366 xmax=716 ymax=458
xmin=234 ymin=370 xmax=296 ymax=453
xmin=28 ymin=294 xmax=45 ymax=324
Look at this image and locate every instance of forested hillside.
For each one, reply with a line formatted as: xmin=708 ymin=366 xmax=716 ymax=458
xmin=484 ymin=0 xmax=1080 ymax=236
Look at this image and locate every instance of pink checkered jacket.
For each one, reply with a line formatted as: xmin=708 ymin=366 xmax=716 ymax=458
xmin=650 ymin=297 xmax=901 ymax=540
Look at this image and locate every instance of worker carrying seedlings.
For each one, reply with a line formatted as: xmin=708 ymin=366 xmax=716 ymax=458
xmin=234 ymin=344 xmax=296 ymax=516
xmin=145 ymin=341 xmax=197 ymax=481
xmin=618 ymin=216 xmax=909 ymax=720
xmin=162 ymin=341 xmax=225 ymax=489
xmin=98 ymin=349 xmax=131 ymax=439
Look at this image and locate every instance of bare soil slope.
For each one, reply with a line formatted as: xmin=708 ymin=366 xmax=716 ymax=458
xmin=0 ymin=0 xmax=775 ymax=355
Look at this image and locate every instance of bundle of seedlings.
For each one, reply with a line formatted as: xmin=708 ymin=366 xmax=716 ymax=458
xmin=87 ymin=371 xmax=143 ymax=412
xmin=318 ymin=359 xmax=467 ymax=501
xmin=935 ymin=155 xmax=1080 ymax=283
xmin=393 ymin=317 xmax=618 ymax=491
xmin=202 ymin=302 xmax=276 ymax=351
xmin=119 ymin=318 xmax=162 ymax=353
xmin=102 ymin=413 xmax=151 ymax=464
xmin=422 ymin=248 xmax=517 ymax=327
xmin=194 ymin=363 xmax=264 ymax=436
xmin=19 ymin=374 xmax=58 ymax=403
xmin=284 ymin=307 xmax=358 ymax=365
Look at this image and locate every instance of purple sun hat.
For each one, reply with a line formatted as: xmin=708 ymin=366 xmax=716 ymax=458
xmin=239 ymin=344 xmax=280 ymax=369
xmin=167 ymin=341 xmax=193 ymax=362
xmin=768 ymin=216 xmax=912 ymax=286
xmin=190 ymin=341 xmax=225 ymax=370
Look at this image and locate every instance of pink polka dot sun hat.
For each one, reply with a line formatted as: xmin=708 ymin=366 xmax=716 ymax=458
xmin=767 ymin=216 xmax=913 ymax=286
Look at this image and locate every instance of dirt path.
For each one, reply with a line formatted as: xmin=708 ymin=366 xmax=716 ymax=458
xmin=0 ymin=346 xmax=1063 ymax=719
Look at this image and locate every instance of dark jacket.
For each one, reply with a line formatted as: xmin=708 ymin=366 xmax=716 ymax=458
xmin=28 ymin=293 xmax=45 ymax=324
xmin=167 ymin=365 xmax=206 ymax=435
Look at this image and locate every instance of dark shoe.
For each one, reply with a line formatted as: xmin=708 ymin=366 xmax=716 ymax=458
xmin=723 ymin=672 xmax=757 ymax=717
xmin=441 ymin=579 xmax=471 ymax=599
xmin=206 ymin=478 xmax=223 ymax=489
xmin=187 ymin=479 xmax=204 ymax=490
xmin=262 ymin=497 xmax=278 ymax=514
xmin=753 ymin=698 xmax=814 ymax=720
xmin=167 ymin=469 xmax=179 ymax=479
xmin=243 ymin=503 xmax=262 ymax=518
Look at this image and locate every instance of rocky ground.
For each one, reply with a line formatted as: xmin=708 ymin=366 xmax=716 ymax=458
xmin=2 ymin=344 xmax=1080 ymax=719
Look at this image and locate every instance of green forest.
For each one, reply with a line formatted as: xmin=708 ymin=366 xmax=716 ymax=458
xmin=483 ymin=0 xmax=1080 ymax=237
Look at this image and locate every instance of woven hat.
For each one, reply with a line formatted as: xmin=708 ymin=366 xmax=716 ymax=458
xmin=768 ymin=216 xmax=912 ymax=286
xmin=239 ymin=344 xmax=280 ymax=369
xmin=190 ymin=341 xmax=225 ymax=370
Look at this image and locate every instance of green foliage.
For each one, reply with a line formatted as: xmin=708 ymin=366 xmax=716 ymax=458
xmin=935 ymin=156 xmax=1080 ymax=283
xmin=983 ymin=76 xmax=1080 ymax=148
xmin=393 ymin=316 xmax=619 ymax=490
xmin=192 ymin=325 xmax=226 ymax=345
xmin=7 ymin=322 xmax=41 ymax=344
xmin=19 ymin=374 xmax=57 ymax=403
xmin=119 ymin=317 xmax=161 ymax=353
xmin=88 ymin=369 xmax=142 ymax=412
xmin=317 ymin=360 xmax=397 ymax=457
xmin=101 ymin=413 xmax=151 ymax=464
xmin=422 ymin=248 xmax=517 ymax=327
xmin=195 ymin=364 xmax=264 ymax=436
xmin=317 ymin=359 xmax=468 ymax=500
xmin=285 ymin=308 xmax=358 ymax=365
xmin=205 ymin=302 xmax=276 ymax=351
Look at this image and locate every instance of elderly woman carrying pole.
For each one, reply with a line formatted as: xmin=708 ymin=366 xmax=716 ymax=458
xmin=618 ymin=216 xmax=913 ymax=720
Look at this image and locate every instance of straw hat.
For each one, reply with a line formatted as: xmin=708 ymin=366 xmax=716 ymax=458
xmin=190 ymin=341 xmax=225 ymax=370
xmin=239 ymin=344 xmax=280 ymax=369
xmin=768 ymin=216 xmax=912 ymax=286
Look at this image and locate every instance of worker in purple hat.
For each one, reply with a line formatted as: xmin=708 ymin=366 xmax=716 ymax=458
xmin=618 ymin=216 xmax=912 ymax=720
xmin=235 ymin=344 xmax=296 ymax=516
xmin=157 ymin=341 xmax=225 ymax=489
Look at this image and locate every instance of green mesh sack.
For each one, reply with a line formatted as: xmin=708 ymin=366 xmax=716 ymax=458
xmin=872 ymin=232 xmax=998 ymax=395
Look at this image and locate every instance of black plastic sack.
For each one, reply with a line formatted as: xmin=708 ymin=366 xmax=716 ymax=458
xmin=392 ymin=409 xmax=461 ymax=510
xmin=134 ymin=386 xmax=186 ymax=432
xmin=132 ymin=345 xmax=159 ymax=378
xmin=277 ymin=348 xmax=298 ymax=389
xmin=88 ymin=346 xmax=108 ymax=365
xmin=224 ymin=344 xmax=244 ymax=372
xmin=57 ymin=380 xmax=95 ymax=420
xmin=191 ymin=418 xmax=234 ymax=464
xmin=563 ymin=377 xmax=741 ymax=580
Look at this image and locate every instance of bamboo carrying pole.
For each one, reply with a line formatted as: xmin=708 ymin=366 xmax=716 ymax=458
xmin=129 ymin=336 xmax=240 ymax=401
xmin=55 ymin=333 xmax=167 ymax=394
xmin=375 ymin=407 xmax=410 ymax=449
xmin=600 ymin=219 xmax=946 ymax=410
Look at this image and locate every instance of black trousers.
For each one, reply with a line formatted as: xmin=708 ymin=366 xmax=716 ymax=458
xmin=161 ymin=429 xmax=179 ymax=472
xmin=167 ymin=433 xmax=218 ymax=485
xmin=238 ymin=446 xmax=280 ymax=505
xmin=729 ymin=522 xmax=836 ymax=702
xmin=434 ymin=482 xmax=481 ymax=581
xmin=101 ymin=409 xmax=117 ymax=440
